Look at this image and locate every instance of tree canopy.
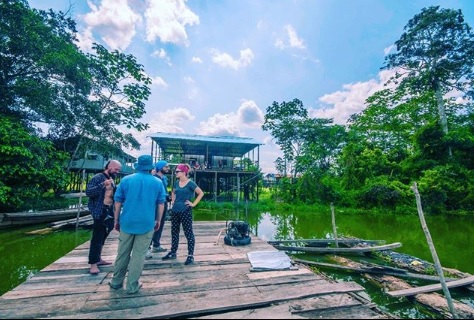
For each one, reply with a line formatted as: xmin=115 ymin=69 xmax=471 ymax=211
xmin=264 ymin=5 xmax=474 ymax=214
xmin=0 ymin=0 xmax=152 ymax=211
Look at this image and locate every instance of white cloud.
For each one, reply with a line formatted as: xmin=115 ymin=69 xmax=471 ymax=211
xmin=183 ymin=76 xmax=198 ymax=99
xmin=384 ymin=44 xmax=396 ymax=56
xmin=191 ymin=56 xmax=203 ymax=63
xmin=237 ymin=100 xmax=264 ymax=127
xmin=82 ymin=0 xmax=141 ymax=50
xmin=126 ymin=107 xmax=194 ymax=156
xmin=211 ymin=48 xmax=254 ymax=70
xmin=286 ymin=25 xmax=305 ymax=49
xmin=151 ymin=48 xmax=172 ymax=66
xmin=309 ymin=69 xmax=398 ymax=124
xmin=151 ymin=76 xmax=168 ymax=88
xmin=275 ymin=24 xmax=305 ymax=49
xmin=184 ymin=76 xmax=195 ymax=85
xmin=274 ymin=39 xmax=285 ymax=49
xmin=198 ymin=113 xmax=242 ymax=136
xmin=76 ymin=28 xmax=94 ymax=52
xmin=144 ymin=0 xmax=199 ymax=46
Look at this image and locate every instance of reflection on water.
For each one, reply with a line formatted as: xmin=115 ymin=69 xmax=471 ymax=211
xmin=2 ymin=209 xmax=473 ymax=319
xmin=0 ymin=225 xmax=91 ymax=296
xmin=196 ymin=209 xmax=474 ymax=319
xmin=239 ymin=211 xmax=474 ymax=275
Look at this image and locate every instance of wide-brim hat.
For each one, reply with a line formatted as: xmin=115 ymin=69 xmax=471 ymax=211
xmin=134 ymin=155 xmax=154 ymax=171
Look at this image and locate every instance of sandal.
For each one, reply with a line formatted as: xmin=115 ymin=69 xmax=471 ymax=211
xmin=89 ymin=266 xmax=100 ymax=274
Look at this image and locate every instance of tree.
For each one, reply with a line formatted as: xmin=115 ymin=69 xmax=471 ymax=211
xmin=0 ymin=116 xmax=69 ymax=212
xmin=0 ymin=1 xmax=152 ymax=209
xmin=1 ymin=1 xmax=151 ymax=162
xmin=262 ymin=98 xmax=308 ymax=178
xmin=55 ymin=43 xmax=151 ymax=168
xmin=299 ymin=118 xmax=347 ymax=172
xmin=0 ymin=0 xmax=90 ymax=121
xmin=382 ymin=6 xmax=474 ymax=139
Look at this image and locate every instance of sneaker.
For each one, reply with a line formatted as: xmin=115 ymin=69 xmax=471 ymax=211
xmin=184 ymin=255 xmax=194 ymax=265
xmin=162 ymin=252 xmax=176 ymax=260
xmin=145 ymin=249 xmax=153 ymax=259
xmin=152 ymin=246 xmax=167 ymax=253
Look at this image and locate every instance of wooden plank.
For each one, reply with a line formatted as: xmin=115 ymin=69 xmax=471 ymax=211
xmin=268 ymin=239 xmax=385 ymax=245
xmin=273 ymin=242 xmax=402 ymax=253
xmin=294 ymin=258 xmax=459 ymax=282
xmin=0 ymin=221 xmax=389 ymax=319
xmin=387 ymin=275 xmax=474 ymax=297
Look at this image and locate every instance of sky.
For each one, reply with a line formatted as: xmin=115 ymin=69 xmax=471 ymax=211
xmin=27 ymin=0 xmax=474 ymax=174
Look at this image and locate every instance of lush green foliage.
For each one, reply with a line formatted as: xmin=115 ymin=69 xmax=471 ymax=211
xmin=0 ymin=1 xmax=152 ymax=210
xmin=0 ymin=116 xmax=69 ymax=212
xmin=264 ymin=6 xmax=474 ymax=215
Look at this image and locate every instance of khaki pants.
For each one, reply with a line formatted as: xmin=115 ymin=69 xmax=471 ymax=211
xmin=110 ymin=229 xmax=153 ymax=293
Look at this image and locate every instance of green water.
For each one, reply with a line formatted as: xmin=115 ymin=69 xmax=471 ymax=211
xmin=200 ymin=209 xmax=474 ymax=319
xmin=0 ymin=224 xmax=91 ymax=296
xmin=1 ymin=210 xmax=473 ymax=319
xmin=248 ymin=211 xmax=474 ymax=275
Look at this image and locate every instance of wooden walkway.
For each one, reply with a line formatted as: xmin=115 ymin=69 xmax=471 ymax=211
xmin=0 ymin=221 xmax=393 ymax=319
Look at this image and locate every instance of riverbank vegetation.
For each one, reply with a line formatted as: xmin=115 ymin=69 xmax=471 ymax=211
xmin=261 ymin=7 xmax=474 ymax=216
xmin=1 ymin=2 xmax=473 ymax=216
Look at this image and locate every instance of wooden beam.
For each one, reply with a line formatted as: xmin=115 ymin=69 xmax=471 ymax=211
xmin=272 ymin=242 xmax=401 ymax=253
xmin=387 ymin=275 xmax=474 ymax=297
xmin=293 ymin=258 xmax=459 ymax=282
xmin=268 ymin=239 xmax=385 ymax=245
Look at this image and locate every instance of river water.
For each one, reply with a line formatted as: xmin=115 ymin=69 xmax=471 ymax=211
xmin=1 ymin=209 xmax=472 ymax=319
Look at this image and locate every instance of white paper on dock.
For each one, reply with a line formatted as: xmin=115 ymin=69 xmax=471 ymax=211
xmin=247 ymin=250 xmax=293 ymax=270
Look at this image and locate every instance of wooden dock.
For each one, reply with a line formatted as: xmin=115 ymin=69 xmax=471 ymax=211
xmin=0 ymin=221 xmax=393 ymax=319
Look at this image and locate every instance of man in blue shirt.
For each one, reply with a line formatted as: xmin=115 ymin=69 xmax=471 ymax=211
xmin=109 ymin=155 xmax=166 ymax=294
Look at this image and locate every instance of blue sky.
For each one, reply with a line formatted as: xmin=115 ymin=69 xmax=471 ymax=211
xmin=27 ymin=0 xmax=474 ymax=173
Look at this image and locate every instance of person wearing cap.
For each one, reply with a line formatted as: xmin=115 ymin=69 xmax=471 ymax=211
xmin=162 ymin=163 xmax=204 ymax=265
xmin=145 ymin=160 xmax=170 ymax=258
xmin=108 ymin=155 xmax=166 ymax=294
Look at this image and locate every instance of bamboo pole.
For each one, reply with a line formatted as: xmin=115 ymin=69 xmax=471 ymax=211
xmin=412 ymin=182 xmax=457 ymax=319
xmin=76 ymin=169 xmax=85 ymax=229
xmin=330 ymin=202 xmax=339 ymax=248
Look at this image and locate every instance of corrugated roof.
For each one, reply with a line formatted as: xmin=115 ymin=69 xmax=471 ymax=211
xmin=148 ymin=132 xmax=263 ymax=158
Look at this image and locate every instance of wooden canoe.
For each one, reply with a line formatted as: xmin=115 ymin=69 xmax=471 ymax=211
xmin=0 ymin=207 xmax=90 ymax=228
xmin=272 ymin=242 xmax=402 ymax=253
xmin=268 ymin=239 xmax=386 ymax=247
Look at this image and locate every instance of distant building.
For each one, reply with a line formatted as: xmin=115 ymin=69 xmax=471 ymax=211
xmin=148 ymin=132 xmax=263 ymax=203
xmin=52 ymin=136 xmax=136 ymax=192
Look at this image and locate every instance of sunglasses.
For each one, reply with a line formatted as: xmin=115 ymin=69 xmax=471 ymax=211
xmin=175 ymin=170 xmax=182 ymax=173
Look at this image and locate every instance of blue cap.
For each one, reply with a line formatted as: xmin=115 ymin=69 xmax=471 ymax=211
xmin=134 ymin=155 xmax=154 ymax=171
xmin=155 ymin=160 xmax=168 ymax=171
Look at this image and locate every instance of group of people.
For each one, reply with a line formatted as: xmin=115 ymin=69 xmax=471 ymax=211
xmin=85 ymin=155 xmax=204 ymax=294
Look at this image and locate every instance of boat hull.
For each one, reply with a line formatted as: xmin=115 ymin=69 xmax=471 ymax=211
xmin=272 ymin=242 xmax=402 ymax=253
xmin=0 ymin=208 xmax=90 ymax=228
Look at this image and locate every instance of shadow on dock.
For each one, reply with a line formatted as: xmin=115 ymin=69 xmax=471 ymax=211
xmin=0 ymin=222 xmax=393 ymax=319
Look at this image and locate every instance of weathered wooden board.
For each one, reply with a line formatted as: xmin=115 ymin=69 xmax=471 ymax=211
xmin=269 ymin=239 xmax=385 ymax=245
xmin=387 ymin=275 xmax=474 ymax=297
xmin=0 ymin=221 xmax=390 ymax=319
xmin=273 ymin=242 xmax=402 ymax=253
xmin=294 ymin=258 xmax=459 ymax=282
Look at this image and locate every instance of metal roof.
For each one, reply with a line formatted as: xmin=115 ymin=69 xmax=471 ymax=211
xmin=149 ymin=132 xmax=263 ymax=158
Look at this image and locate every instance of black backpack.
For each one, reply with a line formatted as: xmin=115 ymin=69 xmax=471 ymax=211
xmin=224 ymin=220 xmax=251 ymax=246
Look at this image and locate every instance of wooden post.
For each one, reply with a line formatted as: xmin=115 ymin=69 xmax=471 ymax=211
xmin=330 ymin=202 xmax=339 ymax=248
xmin=76 ymin=169 xmax=85 ymax=229
xmin=412 ymin=182 xmax=457 ymax=319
